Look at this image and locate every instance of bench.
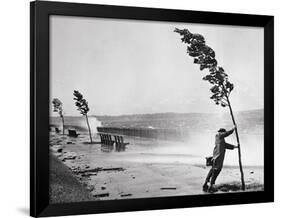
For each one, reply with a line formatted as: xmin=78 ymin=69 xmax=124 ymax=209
xmin=114 ymin=135 xmax=124 ymax=145
xmin=55 ymin=127 xmax=60 ymax=133
xmin=99 ymin=133 xmax=114 ymax=145
xmin=98 ymin=133 xmax=129 ymax=146
xmin=68 ymin=129 xmax=80 ymax=137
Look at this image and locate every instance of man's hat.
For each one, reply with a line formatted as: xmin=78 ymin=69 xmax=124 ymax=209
xmin=218 ymin=128 xmax=226 ymax=132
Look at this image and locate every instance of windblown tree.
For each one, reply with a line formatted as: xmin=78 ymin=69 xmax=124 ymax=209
xmin=174 ymin=28 xmax=245 ymax=190
xmin=73 ymin=90 xmax=93 ymax=143
xmin=52 ymin=98 xmax=65 ymax=135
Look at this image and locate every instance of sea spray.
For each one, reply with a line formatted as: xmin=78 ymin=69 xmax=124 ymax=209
xmin=178 ymin=132 xmax=264 ymax=166
xmin=77 ymin=116 xmax=102 ymax=135
xmin=88 ymin=116 xmax=102 ymax=134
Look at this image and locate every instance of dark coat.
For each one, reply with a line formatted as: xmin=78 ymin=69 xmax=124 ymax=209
xmin=212 ymin=129 xmax=235 ymax=169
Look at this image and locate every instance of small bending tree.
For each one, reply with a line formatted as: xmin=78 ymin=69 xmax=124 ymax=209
xmin=73 ymin=90 xmax=93 ymax=143
xmin=52 ymin=98 xmax=65 ymax=135
xmin=174 ymin=28 xmax=245 ymax=190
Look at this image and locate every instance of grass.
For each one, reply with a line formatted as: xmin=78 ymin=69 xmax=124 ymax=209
xmin=49 ymin=154 xmax=96 ymax=204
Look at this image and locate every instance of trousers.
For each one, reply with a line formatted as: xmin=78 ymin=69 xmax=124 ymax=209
xmin=205 ymin=167 xmax=222 ymax=185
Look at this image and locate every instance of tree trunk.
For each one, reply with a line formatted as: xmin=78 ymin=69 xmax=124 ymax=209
xmin=61 ymin=116 xmax=65 ymax=135
xmin=85 ymin=114 xmax=93 ymax=143
xmin=226 ymin=97 xmax=245 ymax=190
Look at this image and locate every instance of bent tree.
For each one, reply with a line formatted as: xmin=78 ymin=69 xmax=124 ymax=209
xmin=52 ymin=98 xmax=65 ymax=135
xmin=174 ymin=28 xmax=245 ymax=190
xmin=73 ymin=90 xmax=93 ymax=143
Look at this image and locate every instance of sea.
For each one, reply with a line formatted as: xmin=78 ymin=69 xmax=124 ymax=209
xmin=50 ymin=109 xmax=264 ymax=166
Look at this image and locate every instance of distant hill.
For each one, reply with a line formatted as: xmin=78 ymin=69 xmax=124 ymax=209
xmin=50 ymin=109 xmax=263 ymax=136
xmin=95 ymin=109 xmax=264 ymax=134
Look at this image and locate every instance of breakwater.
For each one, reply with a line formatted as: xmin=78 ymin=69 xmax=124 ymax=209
xmin=96 ymin=127 xmax=182 ymax=140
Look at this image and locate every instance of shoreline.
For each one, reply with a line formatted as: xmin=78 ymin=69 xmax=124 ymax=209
xmin=50 ymin=133 xmax=264 ymax=202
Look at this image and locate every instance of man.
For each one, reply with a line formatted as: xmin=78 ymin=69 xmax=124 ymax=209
xmin=203 ymin=126 xmax=238 ymax=193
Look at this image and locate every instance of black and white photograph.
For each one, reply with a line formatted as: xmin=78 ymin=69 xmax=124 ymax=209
xmin=49 ymin=15 xmax=265 ymax=203
xmin=0 ymin=0 xmax=279 ymax=217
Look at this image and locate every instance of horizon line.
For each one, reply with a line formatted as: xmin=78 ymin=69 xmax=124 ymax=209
xmin=50 ymin=108 xmax=264 ymax=118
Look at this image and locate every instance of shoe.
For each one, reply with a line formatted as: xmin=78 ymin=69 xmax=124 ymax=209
xmin=202 ymin=183 xmax=208 ymax=192
xmin=208 ymin=185 xmax=216 ymax=193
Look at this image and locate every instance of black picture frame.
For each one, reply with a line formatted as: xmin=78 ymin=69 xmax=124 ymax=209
xmin=30 ymin=1 xmax=274 ymax=217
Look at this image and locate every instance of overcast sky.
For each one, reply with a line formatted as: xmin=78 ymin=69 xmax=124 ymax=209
xmin=50 ymin=15 xmax=264 ymax=116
